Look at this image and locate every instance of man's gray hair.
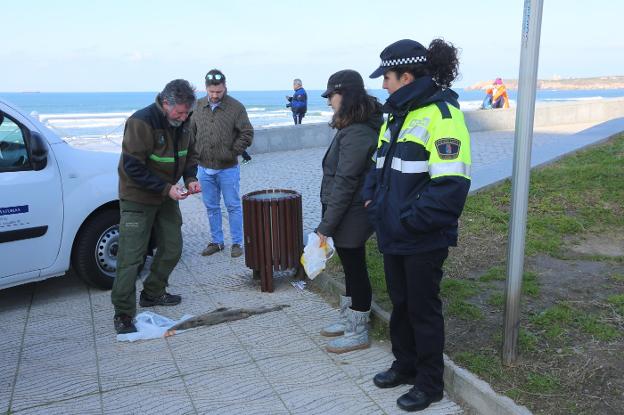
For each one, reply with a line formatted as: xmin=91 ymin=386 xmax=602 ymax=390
xmin=160 ymin=79 xmax=196 ymax=107
xmin=293 ymin=78 xmax=303 ymax=86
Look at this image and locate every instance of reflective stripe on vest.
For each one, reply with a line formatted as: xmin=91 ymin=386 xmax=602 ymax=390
xmin=429 ymin=161 xmax=471 ymax=177
xmin=149 ymin=149 xmax=188 ymax=163
xmin=399 ymin=124 xmax=430 ymax=145
xmin=377 ymin=156 xmax=429 ymax=174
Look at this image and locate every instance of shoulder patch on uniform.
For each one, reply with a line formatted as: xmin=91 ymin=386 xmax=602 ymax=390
xmin=435 ymin=138 xmax=461 ymax=160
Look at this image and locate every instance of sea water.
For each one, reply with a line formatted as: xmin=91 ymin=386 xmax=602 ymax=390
xmin=1 ymin=89 xmax=623 ymax=139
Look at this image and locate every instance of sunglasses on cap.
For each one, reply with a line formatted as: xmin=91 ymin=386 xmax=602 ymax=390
xmin=205 ymin=73 xmax=224 ymax=81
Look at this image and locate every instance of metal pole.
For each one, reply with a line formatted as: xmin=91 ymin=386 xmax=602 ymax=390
xmin=502 ymin=0 xmax=544 ymax=366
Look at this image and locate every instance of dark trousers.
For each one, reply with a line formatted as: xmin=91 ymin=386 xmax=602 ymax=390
xmin=383 ymin=247 xmax=449 ymax=396
xmin=292 ymin=112 xmax=305 ymax=125
xmin=336 ymin=246 xmax=372 ymax=311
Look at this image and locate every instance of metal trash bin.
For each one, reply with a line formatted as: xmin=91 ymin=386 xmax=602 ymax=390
xmin=242 ymin=189 xmax=303 ymax=292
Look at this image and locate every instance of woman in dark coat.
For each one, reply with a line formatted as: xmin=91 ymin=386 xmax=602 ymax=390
xmin=316 ymin=69 xmax=383 ymax=353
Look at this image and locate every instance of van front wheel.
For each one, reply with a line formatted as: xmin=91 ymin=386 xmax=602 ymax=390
xmin=72 ymin=209 xmax=120 ymax=290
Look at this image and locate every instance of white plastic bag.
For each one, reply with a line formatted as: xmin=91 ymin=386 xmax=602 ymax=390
xmin=116 ymin=311 xmax=193 ymax=342
xmin=300 ymin=233 xmax=335 ymax=280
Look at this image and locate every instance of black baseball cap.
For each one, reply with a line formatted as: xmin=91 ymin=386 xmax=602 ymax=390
xmin=370 ymin=39 xmax=427 ymax=78
xmin=321 ymin=69 xmax=365 ymax=98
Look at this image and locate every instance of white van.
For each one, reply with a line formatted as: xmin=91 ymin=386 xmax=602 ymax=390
xmin=0 ymin=99 xmax=121 ymax=290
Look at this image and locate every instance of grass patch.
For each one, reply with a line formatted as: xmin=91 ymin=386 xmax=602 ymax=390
xmin=487 ymin=292 xmax=504 ymax=308
xmin=440 ymin=278 xmax=478 ymax=301
xmin=578 ymin=315 xmax=620 ymax=341
xmin=611 ymin=274 xmax=624 ymax=283
xmin=531 ymin=302 xmax=621 ymax=342
xmin=524 ymin=372 xmax=561 ymax=394
xmin=479 ymin=266 xmax=506 ymax=282
xmin=522 ymin=271 xmax=540 ymax=297
xmin=447 ymin=301 xmax=484 ymax=320
xmin=441 ymin=279 xmax=484 ymax=320
xmin=608 ymin=294 xmax=624 ymax=316
xmin=454 ymin=351 xmax=501 ymax=381
xmin=518 ymin=329 xmax=539 ymax=353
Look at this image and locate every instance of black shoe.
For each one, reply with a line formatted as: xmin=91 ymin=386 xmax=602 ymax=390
xmin=373 ymin=368 xmax=416 ymax=388
xmin=139 ymin=291 xmax=182 ymax=307
xmin=114 ymin=314 xmax=137 ymax=334
xmin=397 ymin=386 xmax=443 ymax=412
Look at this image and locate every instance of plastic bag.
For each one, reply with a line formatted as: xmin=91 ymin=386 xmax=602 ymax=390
xmin=300 ymin=233 xmax=335 ymax=280
xmin=116 ymin=311 xmax=193 ymax=342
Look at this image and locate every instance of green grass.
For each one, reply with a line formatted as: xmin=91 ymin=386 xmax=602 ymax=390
xmin=608 ymin=294 xmax=624 ymax=316
xmin=479 ymin=266 xmax=506 ymax=282
xmin=577 ymin=315 xmax=620 ymax=341
xmin=611 ymin=274 xmax=624 ymax=283
xmin=531 ymin=302 xmax=621 ymax=342
xmin=522 ymin=271 xmax=540 ymax=297
xmin=524 ymin=372 xmax=561 ymax=394
xmin=454 ymin=351 xmax=501 ymax=381
xmin=440 ymin=278 xmax=484 ymax=320
xmin=518 ymin=329 xmax=539 ymax=353
xmin=487 ymin=292 xmax=505 ymax=308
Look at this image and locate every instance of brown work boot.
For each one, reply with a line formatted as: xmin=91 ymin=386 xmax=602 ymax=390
xmin=201 ymin=242 xmax=224 ymax=256
xmin=231 ymin=244 xmax=243 ymax=258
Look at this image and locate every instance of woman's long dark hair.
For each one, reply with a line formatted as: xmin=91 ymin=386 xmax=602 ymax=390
xmin=396 ymin=38 xmax=460 ymax=88
xmin=330 ymin=88 xmax=381 ymax=130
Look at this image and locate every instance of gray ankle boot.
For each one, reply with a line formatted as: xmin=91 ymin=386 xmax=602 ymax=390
xmin=326 ymin=308 xmax=370 ymax=354
xmin=320 ymin=295 xmax=351 ymax=337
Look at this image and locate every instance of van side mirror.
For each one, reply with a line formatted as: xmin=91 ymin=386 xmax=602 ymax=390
xmin=28 ymin=131 xmax=48 ymax=171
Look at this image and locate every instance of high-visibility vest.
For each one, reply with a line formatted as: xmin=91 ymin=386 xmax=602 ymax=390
xmin=374 ymin=101 xmax=471 ymax=182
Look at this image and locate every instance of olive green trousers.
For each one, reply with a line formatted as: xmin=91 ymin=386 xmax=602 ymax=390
xmin=111 ymin=198 xmax=182 ymax=317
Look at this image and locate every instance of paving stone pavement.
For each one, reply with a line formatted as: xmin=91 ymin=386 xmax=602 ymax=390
xmin=2 ymin=118 xmax=624 ymax=414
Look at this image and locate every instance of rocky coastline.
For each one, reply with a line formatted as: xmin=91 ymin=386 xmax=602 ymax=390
xmin=465 ymin=75 xmax=624 ymax=90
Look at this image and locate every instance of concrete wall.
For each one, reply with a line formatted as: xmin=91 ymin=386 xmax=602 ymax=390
xmin=248 ymin=123 xmax=334 ymax=154
xmin=464 ymin=97 xmax=624 ymax=132
xmin=247 ymin=98 xmax=624 ymax=154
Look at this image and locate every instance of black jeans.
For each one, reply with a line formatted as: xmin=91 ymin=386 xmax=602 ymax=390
xmin=292 ymin=112 xmax=305 ymax=124
xmin=335 ymin=246 xmax=371 ymax=312
xmin=383 ymin=248 xmax=449 ymax=396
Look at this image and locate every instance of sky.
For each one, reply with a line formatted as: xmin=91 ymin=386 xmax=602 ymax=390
xmin=1 ymin=0 xmax=622 ymax=92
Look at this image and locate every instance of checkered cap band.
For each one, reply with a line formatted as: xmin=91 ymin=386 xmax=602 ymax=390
xmin=380 ymin=56 xmax=426 ymax=67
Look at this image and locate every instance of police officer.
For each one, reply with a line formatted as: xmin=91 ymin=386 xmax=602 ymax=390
xmin=362 ymin=39 xmax=472 ymax=412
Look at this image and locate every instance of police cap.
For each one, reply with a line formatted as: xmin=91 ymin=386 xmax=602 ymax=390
xmin=369 ymin=39 xmax=427 ymax=79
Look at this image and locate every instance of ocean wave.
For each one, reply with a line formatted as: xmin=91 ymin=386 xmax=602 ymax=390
xmin=47 ymin=120 xmax=127 ymax=129
xmin=543 ymin=96 xmax=604 ymax=102
xmin=39 ymin=112 xmax=134 ymax=120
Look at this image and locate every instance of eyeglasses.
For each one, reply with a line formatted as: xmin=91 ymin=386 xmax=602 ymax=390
xmin=205 ymin=73 xmax=224 ymax=81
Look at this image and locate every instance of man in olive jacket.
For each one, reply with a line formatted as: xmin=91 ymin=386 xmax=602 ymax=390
xmin=191 ymin=69 xmax=253 ymax=258
xmin=111 ymin=79 xmax=201 ymax=334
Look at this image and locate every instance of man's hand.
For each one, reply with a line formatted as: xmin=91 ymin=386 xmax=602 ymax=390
xmin=187 ymin=181 xmax=201 ymax=194
xmin=364 ymin=200 xmax=372 ymax=208
xmin=168 ymin=184 xmax=188 ymax=200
